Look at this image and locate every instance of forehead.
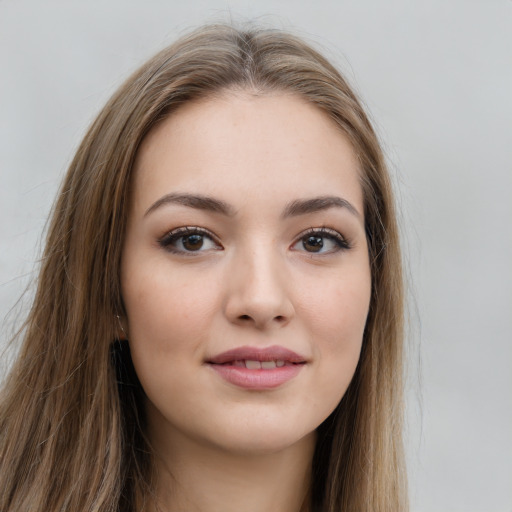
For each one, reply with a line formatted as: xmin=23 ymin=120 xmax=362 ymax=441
xmin=131 ymin=92 xmax=364 ymax=216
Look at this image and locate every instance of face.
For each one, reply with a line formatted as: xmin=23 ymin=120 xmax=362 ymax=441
xmin=121 ymin=92 xmax=371 ymax=455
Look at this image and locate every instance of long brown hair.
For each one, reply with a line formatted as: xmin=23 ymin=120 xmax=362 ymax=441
xmin=0 ymin=24 xmax=407 ymax=511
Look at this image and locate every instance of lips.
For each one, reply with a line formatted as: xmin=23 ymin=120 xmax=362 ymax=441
xmin=207 ymin=345 xmax=306 ymax=365
xmin=230 ymin=359 xmax=288 ymax=369
xmin=206 ymin=345 xmax=307 ymax=389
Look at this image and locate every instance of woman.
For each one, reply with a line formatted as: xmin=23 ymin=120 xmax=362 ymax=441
xmin=0 ymin=24 xmax=407 ymax=511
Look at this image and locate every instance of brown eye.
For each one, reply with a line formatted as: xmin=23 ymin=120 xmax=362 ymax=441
xmin=291 ymin=228 xmax=351 ymax=254
xmin=302 ymin=235 xmax=323 ymax=252
xmin=159 ymin=227 xmax=222 ymax=254
xmin=182 ymin=234 xmax=204 ymax=251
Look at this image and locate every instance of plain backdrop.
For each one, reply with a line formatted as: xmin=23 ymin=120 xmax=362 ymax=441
xmin=1 ymin=1 xmax=511 ymax=511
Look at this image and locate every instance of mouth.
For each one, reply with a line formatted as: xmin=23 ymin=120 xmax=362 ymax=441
xmin=215 ymin=359 xmax=297 ymax=369
xmin=207 ymin=345 xmax=307 ymax=365
xmin=206 ymin=345 xmax=307 ymax=389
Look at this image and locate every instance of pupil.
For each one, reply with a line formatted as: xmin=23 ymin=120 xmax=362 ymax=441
xmin=304 ymin=235 xmax=323 ymax=252
xmin=183 ymin=234 xmax=203 ymax=250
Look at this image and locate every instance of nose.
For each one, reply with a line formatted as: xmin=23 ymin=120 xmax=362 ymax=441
xmin=223 ymin=246 xmax=295 ymax=330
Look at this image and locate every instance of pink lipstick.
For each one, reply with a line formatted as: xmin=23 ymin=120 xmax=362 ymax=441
xmin=206 ymin=345 xmax=306 ymax=390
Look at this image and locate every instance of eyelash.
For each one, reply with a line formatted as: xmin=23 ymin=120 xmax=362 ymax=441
xmin=158 ymin=226 xmax=351 ymax=255
xmin=292 ymin=227 xmax=352 ymax=254
xmin=158 ymin=226 xmax=222 ymax=254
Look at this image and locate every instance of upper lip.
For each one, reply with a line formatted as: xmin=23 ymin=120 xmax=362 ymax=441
xmin=207 ymin=345 xmax=307 ymax=364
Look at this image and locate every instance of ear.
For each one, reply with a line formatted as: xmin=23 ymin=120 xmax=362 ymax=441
xmin=115 ymin=314 xmax=128 ymax=340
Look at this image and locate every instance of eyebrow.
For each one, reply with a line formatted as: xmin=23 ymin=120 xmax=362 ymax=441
xmin=282 ymin=196 xmax=361 ymax=219
xmin=144 ymin=192 xmax=360 ymax=220
xmin=144 ymin=193 xmax=235 ymax=217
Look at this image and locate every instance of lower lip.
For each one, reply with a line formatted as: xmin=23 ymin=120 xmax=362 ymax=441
xmin=208 ymin=363 xmax=304 ymax=389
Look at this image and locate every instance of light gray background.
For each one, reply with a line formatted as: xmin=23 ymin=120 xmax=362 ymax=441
xmin=1 ymin=1 xmax=511 ymax=511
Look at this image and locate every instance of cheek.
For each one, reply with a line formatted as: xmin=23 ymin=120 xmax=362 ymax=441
xmin=303 ymin=269 xmax=371 ymax=346
xmin=121 ymin=272 xmax=222 ymax=418
xmin=327 ymin=284 xmax=369 ymax=343
xmin=122 ymin=266 xmax=220 ymax=364
xmin=300 ymin=270 xmax=371 ymax=405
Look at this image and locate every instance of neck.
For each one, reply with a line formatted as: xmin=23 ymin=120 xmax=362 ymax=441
xmin=147 ymin=426 xmax=316 ymax=512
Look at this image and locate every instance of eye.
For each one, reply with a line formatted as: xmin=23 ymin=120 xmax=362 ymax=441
xmin=291 ymin=228 xmax=351 ymax=254
xmin=159 ymin=227 xmax=222 ymax=254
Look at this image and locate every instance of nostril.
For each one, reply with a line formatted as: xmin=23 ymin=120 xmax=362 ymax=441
xmin=275 ymin=315 xmax=285 ymax=322
xmin=239 ymin=314 xmax=251 ymax=321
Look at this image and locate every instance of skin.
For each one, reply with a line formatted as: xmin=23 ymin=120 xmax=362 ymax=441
xmin=121 ymin=91 xmax=371 ymax=512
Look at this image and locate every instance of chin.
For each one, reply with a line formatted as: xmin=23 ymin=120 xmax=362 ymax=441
xmin=205 ymin=420 xmax=317 ymax=456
